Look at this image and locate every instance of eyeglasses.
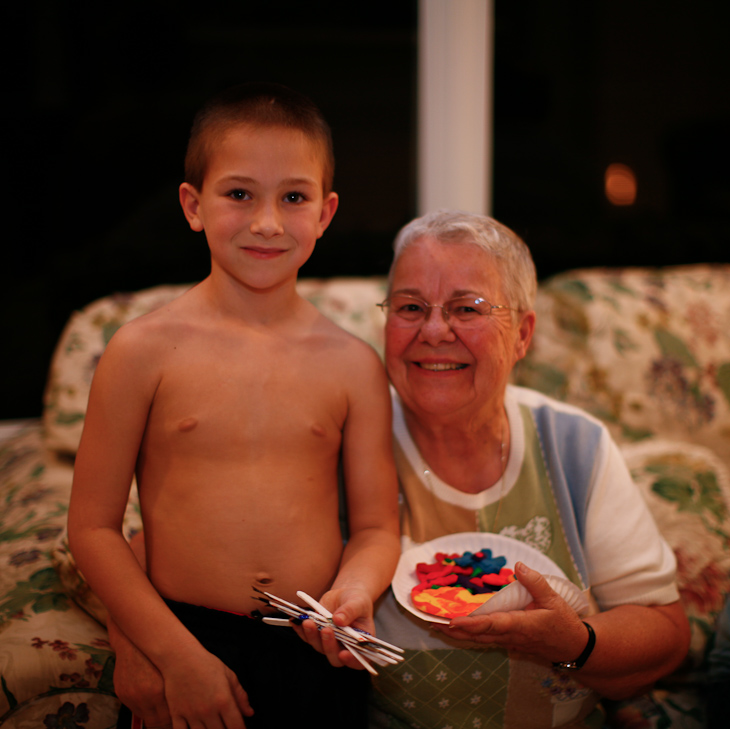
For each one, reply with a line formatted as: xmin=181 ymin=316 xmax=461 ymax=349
xmin=376 ymin=294 xmax=516 ymax=328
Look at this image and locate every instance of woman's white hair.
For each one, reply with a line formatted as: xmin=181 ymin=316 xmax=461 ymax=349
xmin=390 ymin=210 xmax=537 ymax=312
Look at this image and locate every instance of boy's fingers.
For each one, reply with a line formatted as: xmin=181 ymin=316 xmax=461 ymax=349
xmin=332 ymin=605 xmax=359 ymax=627
xmin=297 ymin=616 xmax=327 ymax=652
xmin=319 ymin=625 xmax=348 ymax=667
xmin=233 ymin=681 xmax=254 ymax=717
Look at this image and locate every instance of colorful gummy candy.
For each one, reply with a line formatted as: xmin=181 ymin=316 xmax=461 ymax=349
xmin=411 ymin=549 xmax=515 ymax=618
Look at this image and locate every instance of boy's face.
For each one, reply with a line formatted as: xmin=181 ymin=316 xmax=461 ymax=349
xmin=179 ymin=124 xmax=338 ymax=293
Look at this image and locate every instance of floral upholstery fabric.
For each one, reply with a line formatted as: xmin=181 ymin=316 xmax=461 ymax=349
xmin=3 ymin=268 xmax=729 ymax=729
xmin=622 ymin=440 xmax=730 ymax=663
xmin=514 ymin=265 xmax=730 ymax=463
xmin=0 ymin=425 xmax=119 ymax=727
xmin=603 ymin=439 xmax=730 ymax=729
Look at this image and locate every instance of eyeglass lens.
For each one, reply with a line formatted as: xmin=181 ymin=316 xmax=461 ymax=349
xmin=383 ymin=295 xmax=491 ymax=327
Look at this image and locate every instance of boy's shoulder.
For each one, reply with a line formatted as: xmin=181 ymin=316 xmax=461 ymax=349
xmin=107 ymin=287 xmax=201 ymax=352
xmin=306 ymin=304 xmax=385 ymax=376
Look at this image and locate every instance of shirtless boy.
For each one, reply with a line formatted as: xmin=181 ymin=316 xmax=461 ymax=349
xmin=68 ymin=83 xmax=400 ymax=729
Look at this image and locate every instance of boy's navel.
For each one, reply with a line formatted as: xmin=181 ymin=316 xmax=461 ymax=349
xmin=310 ymin=422 xmax=326 ymax=437
xmin=254 ymin=572 xmax=273 ymax=586
xmin=178 ymin=417 xmax=198 ymax=433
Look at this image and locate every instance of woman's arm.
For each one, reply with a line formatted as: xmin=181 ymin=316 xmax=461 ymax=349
xmin=440 ymin=562 xmax=690 ymax=699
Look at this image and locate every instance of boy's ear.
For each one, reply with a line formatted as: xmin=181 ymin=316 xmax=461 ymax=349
xmin=179 ymin=182 xmax=204 ymax=232
xmin=316 ymin=191 xmax=339 ymax=239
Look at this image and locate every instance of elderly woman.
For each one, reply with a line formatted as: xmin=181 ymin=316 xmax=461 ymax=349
xmin=307 ymin=210 xmax=690 ymax=729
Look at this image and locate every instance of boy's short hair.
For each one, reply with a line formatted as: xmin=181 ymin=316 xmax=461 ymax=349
xmin=184 ymin=82 xmax=335 ymax=193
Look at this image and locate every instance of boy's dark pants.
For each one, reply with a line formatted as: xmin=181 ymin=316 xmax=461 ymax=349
xmin=116 ymin=598 xmax=369 ymax=728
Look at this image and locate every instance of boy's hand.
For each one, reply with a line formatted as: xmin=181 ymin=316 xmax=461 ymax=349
xmin=163 ymin=649 xmax=254 ymax=729
xmin=324 ymin=585 xmax=375 ymax=634
xmin=294 ymin=586 xmax=376 ymax=670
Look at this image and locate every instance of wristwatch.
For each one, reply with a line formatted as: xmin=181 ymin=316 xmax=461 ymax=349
xmin=552 ymin=621 xmax=596 ymax=670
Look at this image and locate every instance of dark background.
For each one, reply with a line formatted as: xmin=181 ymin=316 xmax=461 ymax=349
xmin=5 ymin=0 xmax=729 ymax=419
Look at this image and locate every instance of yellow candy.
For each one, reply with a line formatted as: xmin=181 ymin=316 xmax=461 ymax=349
xmin=411 ymin=585 xmax=495 ymax=618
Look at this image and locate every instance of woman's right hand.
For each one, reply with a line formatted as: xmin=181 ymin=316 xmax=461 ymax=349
xmin=433 ymin=561 xmax=590 ymax=663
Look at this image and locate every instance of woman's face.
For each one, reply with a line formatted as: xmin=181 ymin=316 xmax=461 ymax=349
xmin=384 ymin=236 xmax=535 ymax=424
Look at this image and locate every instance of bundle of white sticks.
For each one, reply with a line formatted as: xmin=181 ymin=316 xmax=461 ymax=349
xmin=253 ymin=587 xmax=404 ymax=675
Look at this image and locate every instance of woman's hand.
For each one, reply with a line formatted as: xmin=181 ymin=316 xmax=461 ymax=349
xmin=434 ymin=561 xmax=690 ymax=699
xmin=434 ymin=562 xmax=591 ymax=665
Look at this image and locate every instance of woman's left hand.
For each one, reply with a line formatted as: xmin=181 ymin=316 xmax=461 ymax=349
xmin=434 ymin=561 xmax=591 ymax=665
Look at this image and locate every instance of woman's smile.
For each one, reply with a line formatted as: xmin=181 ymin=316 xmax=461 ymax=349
xmin=413 ymin=361 xmax=468 ymax=372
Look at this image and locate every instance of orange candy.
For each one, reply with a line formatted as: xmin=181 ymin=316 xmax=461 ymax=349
xmin=411 ymin=586 xmax=495 ymax=618
xmin=411 ymin=549 xmax=515 ymax=619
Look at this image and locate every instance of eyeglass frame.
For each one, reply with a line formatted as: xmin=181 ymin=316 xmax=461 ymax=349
xmin=376 ymin=293 xmax=519 ymax=327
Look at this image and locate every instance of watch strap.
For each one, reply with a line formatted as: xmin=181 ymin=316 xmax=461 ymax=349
xmin=552 ymin=621 xmax=596 ymax=670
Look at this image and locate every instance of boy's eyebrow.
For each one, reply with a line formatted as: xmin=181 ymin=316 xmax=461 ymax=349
xmin=217 ymin=174 xmax=320 ymax=188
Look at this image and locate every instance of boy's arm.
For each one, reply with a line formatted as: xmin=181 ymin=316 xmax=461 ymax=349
xmin=321 ymin=345 xmax=401 ymax=631
xmin=68 ymin=326 xmax=253 ymax=728
xmin=107 ymin=533 xmax=170 ymax=727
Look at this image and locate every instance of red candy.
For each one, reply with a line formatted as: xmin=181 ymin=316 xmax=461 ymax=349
xmin=411 ymin=548 xmax=516 ymax=619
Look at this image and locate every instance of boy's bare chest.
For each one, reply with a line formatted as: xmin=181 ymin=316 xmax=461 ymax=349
xmin=146 ymin=336 xmax=348 ymax=452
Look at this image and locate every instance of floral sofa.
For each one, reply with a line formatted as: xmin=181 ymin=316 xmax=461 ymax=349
xmin=1 ymin=265 xmax=728 ymax=728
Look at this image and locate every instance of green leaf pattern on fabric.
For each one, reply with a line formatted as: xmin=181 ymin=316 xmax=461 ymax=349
xmin=654 ymin=328 xmax=699 ymax=368
xmin=515 ymin=266 xmax=729 ymax=466
xmin=648 ymin=464 xmax=728 ymax=527
xmin=717 ymin=362 xmax=730 ymax=406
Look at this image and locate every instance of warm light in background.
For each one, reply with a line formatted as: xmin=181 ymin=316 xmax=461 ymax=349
xmin=605 ymin=163 xmax=637 ymax=206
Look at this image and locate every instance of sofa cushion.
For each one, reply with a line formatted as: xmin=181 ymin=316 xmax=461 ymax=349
xmin=515 ymin=265 xmax=730 ymax=466
xmin=0 ymin=424 xmax=120 ymax=724
xmin=42 ymin=278 xmax=388 ymax=456
xmin=620 ymin=438 xmax=730 ymax=667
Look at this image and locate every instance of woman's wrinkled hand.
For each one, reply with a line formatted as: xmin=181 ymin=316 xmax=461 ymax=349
xmin=433 ymin=562 xmax=591 ymax=665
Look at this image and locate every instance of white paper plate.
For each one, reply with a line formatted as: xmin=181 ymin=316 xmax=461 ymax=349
xmin=469 ymin=573 xmax=589 ymax=616
xmin=393 ymin=532 xmax=587 ymax=623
